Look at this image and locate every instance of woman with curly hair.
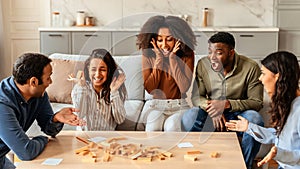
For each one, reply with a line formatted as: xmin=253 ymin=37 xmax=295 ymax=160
xmin=69 ymin=48 xmax=127 ymax=131
xmin=226 ymin=51 xmax=300 ymax=168
xmin=136 ymin=15 xmax=196 ymax=131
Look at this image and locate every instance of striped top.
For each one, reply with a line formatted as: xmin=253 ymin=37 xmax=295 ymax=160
xmin=71 ymin=83 xmax=126 ymax=131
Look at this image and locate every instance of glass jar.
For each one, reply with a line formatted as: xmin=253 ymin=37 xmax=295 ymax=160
xmin=76 ymin=11 xmax=85 ymax=26
xmin=85 ymin=16 xmax=94 ymax=26
xmin=52 ymin=12 xmax=61 ymax=27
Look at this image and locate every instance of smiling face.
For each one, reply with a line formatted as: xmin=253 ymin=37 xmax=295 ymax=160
xmin=156 ymin=27 xmax=176 ymax=57
xmin=33 ymin=64 xmax=53 ymax=98
xmin=208 ymin=42 xmax=234 ymax=72
xmin=89 ymin=58 xmax=108 ymax=93
xmin=259 ymin=65 xmax=278 ymax=97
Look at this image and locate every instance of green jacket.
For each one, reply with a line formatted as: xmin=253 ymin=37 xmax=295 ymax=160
xmin=191 ymin=53 xmax=263 ymax=112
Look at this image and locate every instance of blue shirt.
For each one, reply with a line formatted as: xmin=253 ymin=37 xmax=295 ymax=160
xmin=246 ymin=96 xmax=300 ymax=169
xmin=0 ymin=77 xmax=63 ymax=167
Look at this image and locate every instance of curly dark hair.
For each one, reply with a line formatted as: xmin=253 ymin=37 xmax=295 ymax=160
xmin=261 ymin=51 xmax=300 ymax=135
xmin=136 ymin=15 xmax=196 ymax=57
xmin=84 ymin=48 xmax=127 ymax=104
xmin=208 ymin=32 xmax=235 ymax=49
xmin=13 ymin=53 xmax=52 ymax=85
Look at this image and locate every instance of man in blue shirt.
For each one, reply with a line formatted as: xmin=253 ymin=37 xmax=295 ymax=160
xmin=0 ymin=53 xmax=85 ymax=169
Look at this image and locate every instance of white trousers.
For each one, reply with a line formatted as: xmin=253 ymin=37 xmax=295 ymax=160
xmin=138 ymin=99 xmax=190 ymax=132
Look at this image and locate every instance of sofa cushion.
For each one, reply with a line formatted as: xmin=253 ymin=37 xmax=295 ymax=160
xmin=185 ymin=55 xmax=206 ymax=107
xmin=116 ymin=100 xmax=144 ymax=131
xmin=113 ymin=55 xmax=144 ymax=100
xmin=51 ymin=102 xmax=74 ymax=113
xmin=46 ymin=54 xmax=87 ymax=104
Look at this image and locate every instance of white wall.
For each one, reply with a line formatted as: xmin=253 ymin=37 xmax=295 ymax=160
xmin=51 ymin=0 xmax=274 ymax=28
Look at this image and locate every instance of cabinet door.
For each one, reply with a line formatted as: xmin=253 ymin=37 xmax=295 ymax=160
xmin=278 ymin=0 xmax=300 ymax=4
xmin=40 ymin=31 xmax=71 ymax=55
xmin=279 ymin=31 xmax=300 ymax=57
xmin=112 ymin=31 xmax=140 ymax=56
xmin=72 ymin=31 xmax=111 ymax=55
xmin=234 ymin=32 xmax=278 ymax=59
xmin=278 ymin=10 xmax=300 ymax=29
xmin=194 ymin=31 xmax=214 ymax=55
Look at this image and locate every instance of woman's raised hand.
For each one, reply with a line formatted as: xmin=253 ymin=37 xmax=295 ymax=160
xmin=172 ymin=40 xmax=181 ymax=54
xmin=225 ymin=115 xmax=249 ymax=132
xmin=110 ymin=73 xmax=126 ymax=93
xmin=150 ymin=38 xmax=161 ymax=56
xmin=257 ymin=146 xmax=277 ymax=167
xmin=67 ymin=70 xmax=86 ymax=86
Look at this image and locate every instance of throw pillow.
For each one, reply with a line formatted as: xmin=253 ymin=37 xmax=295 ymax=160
xmin=46 ymin=59 xmax=85 ymax=104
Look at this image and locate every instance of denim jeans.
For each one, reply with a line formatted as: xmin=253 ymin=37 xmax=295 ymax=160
xmin=181 ymin=107 xmax=264 ymax=169
xmin=0 ymin=156 xmax=16 ymax=169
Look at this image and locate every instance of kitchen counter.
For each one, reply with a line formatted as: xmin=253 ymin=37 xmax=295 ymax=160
xmin=38 ymin=26 xmax=279 ymax=32
xmin=39 ymin=26 xmax=279 ymax=57
xmin=38 ymin=27 xmax=140 ymax=32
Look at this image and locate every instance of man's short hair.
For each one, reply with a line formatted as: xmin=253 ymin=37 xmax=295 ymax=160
xmin=13 ymin=53 xmax=52 ymax=85
xmin=208 ymin=32 xmax=235 ymax=49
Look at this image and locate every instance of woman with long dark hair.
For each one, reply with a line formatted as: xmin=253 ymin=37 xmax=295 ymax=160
xmin=226 ymin=51 xmax=300 ymax=168
xmin=69 ymin=48 xmax=127 ymax=130
xmin=136 ymin=15 xmax=196 ymax=131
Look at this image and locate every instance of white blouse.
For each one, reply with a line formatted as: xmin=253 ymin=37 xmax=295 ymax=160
xmin=71 ymin=83 xmax=126 ymax=131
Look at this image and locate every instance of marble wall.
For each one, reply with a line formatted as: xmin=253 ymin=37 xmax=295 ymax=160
xmin=51 ymin=0 xmax=274 ymax=28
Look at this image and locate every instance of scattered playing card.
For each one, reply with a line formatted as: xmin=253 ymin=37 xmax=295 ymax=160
xmin=177 ymin=142 xmax=194 ymax=148
xmin=88 ymin=136 xmax=106 ymax=143
xmin=42 ymin=158 xmax=63 ymax=165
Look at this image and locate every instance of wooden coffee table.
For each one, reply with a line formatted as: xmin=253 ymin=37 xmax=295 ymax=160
xmin=16 ymin=131 xmax=246 ymax=169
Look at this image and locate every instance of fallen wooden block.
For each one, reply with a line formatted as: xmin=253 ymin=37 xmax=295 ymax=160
xmin=184 ymin=154 xmax=198 ymax=161
xmin=210 ymin=152 xmax=220 ymax=158
xmin=158 ymin=154 xmax=166 ymax=160
xmin=103 ymin=153 xmax=111 ymax=162
xmin=78 ymin=150 xmax=89 ymax=156
xmin=160 ymin=150 xmax=173 ymax=157
xmin=74 ymin=146 xmax=89 ymax=154
xmin=88 ymin=142 xmax=97 ymax=148
xmin=137 ymin=157 xmax=152 ymax=162
xmin=145 ymin=146 xmax=160 ymax=151
xmin=82 ymin=157 xmax=96 ymax=163
xmin=186 ymin=150 xmax=201 ymax=155
xmin=130 ymin=151 xmax=142 ymax=160
xmin=89 ymin=151 xmax=97 ymax=158
xmin=76 ymin=136 xmax=90 ymax=144
xmin=96 ymin=143 xmax=104 ymax=149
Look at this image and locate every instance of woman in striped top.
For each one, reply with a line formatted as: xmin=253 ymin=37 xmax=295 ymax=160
xmin=69 ymin=48 xmax=127 ymax=131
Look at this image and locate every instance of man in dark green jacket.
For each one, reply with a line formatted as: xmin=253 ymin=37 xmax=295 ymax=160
xmin=182 ymin=32 xmax=264 ymax=169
